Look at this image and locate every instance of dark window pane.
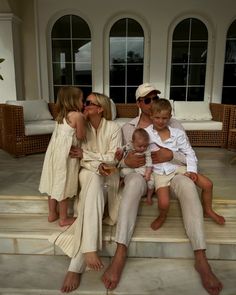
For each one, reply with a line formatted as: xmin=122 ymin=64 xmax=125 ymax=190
xmin=223 ymin=64 xmax=236 ymax=85
xmin=225 ymin=40 xmax=236 ymax=63
xmin=170 ymin=87 xmax=186 ymax=100
xmin=189 ymin=42 xmax=207 ymax=63
xmin=188 ymin=87 xmax=204 ymax=101
xmin=110 ymin=86 xmax=125 ymax=103
xmin=51 ymin=15 xmax=70 ymax=38
xmin=127 ymin=19 xmax=144 ymax=37
xmin=72 ymin=15 xmax=91 ymax=38
xmin=127 ymin=87 xmax=137 ymax=103
xmin=127 ymin=65 xmax=143 ymax=84
xmin=53 ymin=86 xmax=61 ymax=102
xmin=191 ymin=18 xmax=208 ymax=40
xmin=52 ymin=40 xmax=71 ymax=62
xmin=79 ymin=86 xmax=92 ymax=99
xmin=53 ymin=63 xmax=72 ymax=85
xmin=171 ymin=65 xmax=188 ymax=85
xmin=172 ymin=42 xmax=189 ymax=63
xmin=110 ymin=19 xmax=126 ymax=37
xmin=222 ymin=87 xmax=236 ymax=104
xmin=73 ymin=40 xmax=91 ymax=63
xmin=127 ymin=37 xmax=144 ymax=62
xmin=227 ymin=20 xmax=236 ymax=39
xmin=74 ymin=64 xmax=92 ymax=85
xmin=173 ymin=19 xmax=190 ymax=40
xmin=110 ymin=65 xmax=125 ymax=85
xmin=188 ymin=65 xmax=206 ymax=85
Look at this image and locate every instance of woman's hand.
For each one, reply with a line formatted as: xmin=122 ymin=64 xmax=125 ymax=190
xmin=124 ymin=151 xmax=145 ymax=168
xmin=99 ymin=163 xmax=113 ymax=176
xmin=151 ymin=147 xmax=173 ymax=164
xmin=69 ymin=146 xmax=83 ymax=159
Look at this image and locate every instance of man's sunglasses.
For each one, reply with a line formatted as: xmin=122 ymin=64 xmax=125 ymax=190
xmin=138 ymin=96 xmax=160 ymax=105
xmin=84 ymin=100 xmax=100 ymax=107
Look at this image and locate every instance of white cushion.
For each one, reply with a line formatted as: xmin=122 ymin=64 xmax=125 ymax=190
xmin=173 ymin=101 xmax=212 ymax=121
xmin=110 ymin=99 xmax=117 ymax=120
xmin=25 ymin=120 xmax=56 ymax=136
xmin=6 ymin=100 xmax=53 ymax=122
xmin=180 ymin=120 xmax=222 ymax=131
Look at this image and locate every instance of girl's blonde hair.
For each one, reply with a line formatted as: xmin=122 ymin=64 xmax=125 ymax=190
xmin=151 ymin=98 xmax=172 ymax=116
xmin=56 ymin=86 xmax=83 ymax=123
xmin=90 ymin=92 xmax=112 ymax=120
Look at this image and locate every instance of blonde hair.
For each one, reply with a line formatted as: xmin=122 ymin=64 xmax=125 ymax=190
xmin=90 ymin=92 xmax=112 ymax=120
xmin=132 ymin=128 xmax=149 ymax=142
xmin=151 ymin=98 xmax=172 ymax=116
xmin=56 ymin=86 xmax=83 ymax=123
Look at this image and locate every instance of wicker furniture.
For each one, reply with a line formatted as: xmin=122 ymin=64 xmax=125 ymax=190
xmin=0 ymin=103 xmax=57 ymax=157
xmin=115 ymin=103 xmax=231 ymax=147
xmin=228 ymin=106 xmax=236 ymax=150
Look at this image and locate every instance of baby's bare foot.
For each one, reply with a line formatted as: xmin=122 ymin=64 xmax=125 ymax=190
xmin=85 ymin=252 xmax=104 ymax=271
xmin=150 ymin=215 xmax=166 ymax=230
xmin=59 ymin=217 xmax=76 ymax=227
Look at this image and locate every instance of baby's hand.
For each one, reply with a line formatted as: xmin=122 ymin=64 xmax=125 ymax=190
xmin=184 ymin=171 xmax=198 ymax=182
xmin=115 ymin=148 xmax=123 ymax=161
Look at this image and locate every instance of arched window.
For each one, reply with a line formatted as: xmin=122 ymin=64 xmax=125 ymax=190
xmin=170 ymin=18 xmax=208 ymax=101
xmin=51 ymin=15 xmax=92 ymax=100
xmin=109 ymin=18 xmax=144 ymax=103
xmin=222 ymin=20 xmax=236 ymax=104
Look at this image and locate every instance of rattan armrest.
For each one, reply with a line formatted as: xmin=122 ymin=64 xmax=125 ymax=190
xmin=3 ymin=104 xmax=25 ymax=137
xmin=210 ymin=103 xmax=231 ymax=132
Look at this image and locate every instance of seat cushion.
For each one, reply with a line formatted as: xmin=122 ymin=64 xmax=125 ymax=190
xmin=25 ymin=120 xmax=56 ymax=136
xmin=173 ymin=101 xmax=212 ymax=121
xmin=180 ymin=120 xmax=222 ymax=131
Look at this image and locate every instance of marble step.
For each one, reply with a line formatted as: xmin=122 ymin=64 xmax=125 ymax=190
xmin=0 ymin=254 xmax=236 ymax=295
xmin=0 ymin=214 xmax=236 ymax=260
xmin=0 ymin=195 xmax=235 ymax=218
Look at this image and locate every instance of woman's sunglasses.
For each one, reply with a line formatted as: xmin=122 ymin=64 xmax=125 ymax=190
xmin=138 ymin=96 xmax=160 ymax=105
xmin=84 ymin=100 xmax=100 ymax=107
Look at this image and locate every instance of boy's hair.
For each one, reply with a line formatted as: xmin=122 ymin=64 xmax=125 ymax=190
xmin=151 ymin=98 xmax=172 ymax=115
xmin=132 ymin=128 xmax=149 ymax=142
xmin=56 ymin=86 xmax=83 ymax=123
xmin=90 ymin=92 xmax=112 ymax=120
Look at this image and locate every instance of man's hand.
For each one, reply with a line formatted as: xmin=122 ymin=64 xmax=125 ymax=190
xmin=124 ymin=150 xmax=145 ymax=168
xmin=151 ymin=147 xmax=173 ymax=164
xmin=69 ymin=146 xmax=83 ymax=159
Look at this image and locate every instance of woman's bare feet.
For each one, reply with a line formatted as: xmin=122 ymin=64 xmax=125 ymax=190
xmin=150 ymin=214 xmax=167 ymax=230
xmin=59 ymin=217 xmax=76 ymax=227
xmin=85 ymin=252 xmax=104 ymax=271
xmin=102 ymin=244 xmax=127 ymax=290
xmin=48 ymin=212 xmax=59 ymax=222
xmin=195 ymin=250 xmax=223 ymax=295
xmin=61 ymin=271 xmax=81 ymax=293
xmin=204 ymin=209 xmax=225 ymax=225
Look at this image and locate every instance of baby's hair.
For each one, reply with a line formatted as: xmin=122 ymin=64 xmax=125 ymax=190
xmin=151 ymin=98 xmax=172 ymax=115
xmin=132 ymin=128 xmax=150 ymax=142
xmin=56 ymin=86 xmax=83 ymax=123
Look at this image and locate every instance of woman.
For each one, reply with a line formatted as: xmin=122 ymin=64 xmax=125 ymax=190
xmin=49 ymin=92 xmax=122 ymax=293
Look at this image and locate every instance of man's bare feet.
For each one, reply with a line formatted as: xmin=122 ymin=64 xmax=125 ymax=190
xmin=85 ymin=252 xmax=104 ymax=271
xmin=61 ymin=271 xmax=81 ymax=293
xmin=59 ymin=217 xmax=76 ymax=227
xmin=48 ymin=212 xmax=59 ymax=222
xmin=204 ymin=209 xmax=225 ymax=225
xmin=150 ymin=214 xmax=167 ymax=230
xmin=195 ymin=250 xmax=223 ymax=295
xmin=102 ymin=243 xmax=127 ymax=290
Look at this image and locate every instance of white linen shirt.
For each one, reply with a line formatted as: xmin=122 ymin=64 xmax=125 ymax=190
xmin=145 ymin=125 xmax=198 ymax=175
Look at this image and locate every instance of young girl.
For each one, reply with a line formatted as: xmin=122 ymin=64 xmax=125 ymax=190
xmin=39 ymin=86 xmax=86 ymax=227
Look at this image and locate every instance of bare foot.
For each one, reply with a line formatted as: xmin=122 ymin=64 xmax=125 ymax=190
xmin=59 ymin=217 xmax=76 ymax=227
xmin=60 ymin=271 xmax=81 ymax=293
xmin=102 ymin=244 xmax=127 ymax=290
xmin=195 ymin=252 xmax=223 ymax=295
xmin=48 ymin=212 xmax=59 ymax=223
xmin=150 ymin=215 xmax=167 ymax=230
xmin=85 ymin=252 xmax=104 ymax=271
xmin=146 ymin=197 xmax=153 ymax=205
xmin=204 ymin=209 xmax=225 ymax=225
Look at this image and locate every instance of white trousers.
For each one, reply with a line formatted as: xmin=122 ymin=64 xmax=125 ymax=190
xmin=115 ymin=172 xmax=206 ymax=251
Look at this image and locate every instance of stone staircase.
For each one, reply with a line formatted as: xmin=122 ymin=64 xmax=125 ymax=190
xmin=0 ymin=194 xmax=236 ymax=294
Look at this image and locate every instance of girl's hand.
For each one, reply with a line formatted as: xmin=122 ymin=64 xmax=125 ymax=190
xmin=69 ymin=147 xmax=83 ymax=159
xmin=184 ymin=171 xmax=198 ymax=182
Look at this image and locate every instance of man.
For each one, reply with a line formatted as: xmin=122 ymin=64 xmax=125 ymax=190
xmin=102 ymin=83 xmax=223 ymax=295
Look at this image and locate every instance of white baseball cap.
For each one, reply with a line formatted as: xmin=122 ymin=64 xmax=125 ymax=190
xmin=135 ymin=83 xmax=161 ymax=100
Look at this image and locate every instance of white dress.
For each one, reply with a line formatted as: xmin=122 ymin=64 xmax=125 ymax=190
xmin=39 ymin=118 xmax=80 ymax=201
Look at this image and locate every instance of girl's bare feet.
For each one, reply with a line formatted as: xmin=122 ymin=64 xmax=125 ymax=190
xmin=61 ymin=271 xmax=81 ymax=293
xmin=146 ymin=197 xmax=153 ymax=205
xmin=48 ymin=212 xmax=59 ymax=222
xmin=150 ymin=214 xmax=167 ymax=230
xmin=85 ymin=252 xmax=104 ymax=271
xmin=204 ymin=209 xmax=225 ymax=225
xmin=59 ymin=217 xmax=76 ymax=227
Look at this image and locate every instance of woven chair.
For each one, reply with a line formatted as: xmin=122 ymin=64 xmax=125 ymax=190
xmin=228 ymin=105 xmax=236 ymax=150
xmin=1 ymin=103 xmax=57 ymax=157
